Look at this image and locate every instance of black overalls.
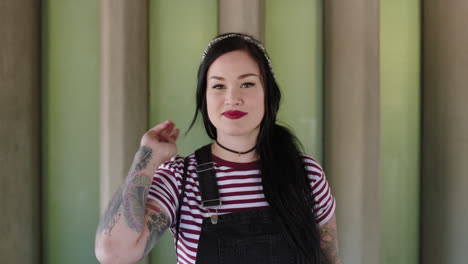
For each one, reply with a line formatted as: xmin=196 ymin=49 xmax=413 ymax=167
xmin=175 ymin=145 xmax=309 ymax=264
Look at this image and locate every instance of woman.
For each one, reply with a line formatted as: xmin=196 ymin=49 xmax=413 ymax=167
xmin=95 ymin=33 xmax=341 ymax=264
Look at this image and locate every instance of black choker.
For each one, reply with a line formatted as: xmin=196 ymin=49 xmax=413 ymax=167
xmin=215 ymin=140 xmax=256 ymax=156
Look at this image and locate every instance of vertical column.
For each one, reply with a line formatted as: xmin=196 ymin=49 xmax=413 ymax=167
xmin=99 ymin=0 xmax=148 ymax=218
xmin=218 ymin=0 xmax=264 ymax=42
xmin=149 ymin=1 xmax=217 ymax=263
xmin=0 ymin=1 xmax=40 ymax=263
xmin=380 ymin=1 xmax=421 ymax=263
xmin=323 ymin=1 xmax=380 ymax=263
xmin=100 ymin=1 xmax=149 ymax=262
xmin=42 ymin=1 xmax=99 ymax=263
xmin=265 ymin=0 xmax=323 ymax=159
xmin=422 ymin=1 xmax=468 ymax=263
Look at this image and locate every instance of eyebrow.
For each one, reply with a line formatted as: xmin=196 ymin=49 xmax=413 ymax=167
xmin=208 ymin=73 xmax=259 ymax=81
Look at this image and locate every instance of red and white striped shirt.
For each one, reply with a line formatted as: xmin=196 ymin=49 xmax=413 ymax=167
xmin=148 ymin=153 xmax=336 ymax=264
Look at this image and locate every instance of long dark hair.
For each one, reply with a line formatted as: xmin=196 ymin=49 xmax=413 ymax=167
xmin=188 ymin=33 xmax=322 ymax=263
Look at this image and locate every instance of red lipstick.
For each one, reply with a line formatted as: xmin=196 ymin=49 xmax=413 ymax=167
xmin=223 ymin=110 xmax=247 ymax=119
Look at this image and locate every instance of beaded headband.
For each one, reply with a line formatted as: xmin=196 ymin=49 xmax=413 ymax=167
xmin=201 ymin=33 xmax=275 ymax=77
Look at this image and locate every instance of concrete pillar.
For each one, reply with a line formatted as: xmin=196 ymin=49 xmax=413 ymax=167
xmin=100 ymin=0 xmax=149 ymax=261
xmin=323 ymin=1 xmax=380 ymax=263
xmin=0 ymin=1 xmax=41 ymax=263
xmin=422 ymin=1 xmax=468 ymax=263
xmin=99 ymin=0 xmax=148 ymax=213
xmin=218 ymin=0 xmax=265 ymax=42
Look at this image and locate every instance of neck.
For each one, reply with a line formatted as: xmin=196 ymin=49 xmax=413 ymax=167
xmin=212 ymin=135 xmax=258 ymax=163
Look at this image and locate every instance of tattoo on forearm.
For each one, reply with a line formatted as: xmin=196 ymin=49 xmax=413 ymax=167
xmin=97 ymin=146 xmax=155 ymax=235
xmin=320 ymin=227 xmax=341 ymax=264
xmin=141 ymin=204 xmax=170 ymax=258
xmin=97 ymin=185 xmax=123 ymax=235
xmin=122 ymin=146 xmax=154 ymax=232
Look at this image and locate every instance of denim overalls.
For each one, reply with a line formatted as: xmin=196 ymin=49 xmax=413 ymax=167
xmin=176 ymin=145 xmax=309 ymax=264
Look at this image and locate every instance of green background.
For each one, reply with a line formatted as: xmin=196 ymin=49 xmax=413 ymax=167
xmin=148 ymin=1 xmax=217 ymax=263
xmin=380 ymin=0 xmax=420 ymax=263
xmin=42 ymin=1 xmax=100 ymax=263
xmin=266 ymin=0 xmax=323 ymax=161
xmin=41 ymin=1 xmax=420 ymax=263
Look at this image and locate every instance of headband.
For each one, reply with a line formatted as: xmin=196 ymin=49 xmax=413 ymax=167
xmin=201 ymin=33 xmax=275 ymax=77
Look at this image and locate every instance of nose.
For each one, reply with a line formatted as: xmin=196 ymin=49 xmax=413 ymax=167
xmin=224 ymin=87 xmax=243 ymax=106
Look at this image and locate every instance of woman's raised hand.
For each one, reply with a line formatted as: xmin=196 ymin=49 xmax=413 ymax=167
xmin=140 ymin=120 xmax=180 ymax=164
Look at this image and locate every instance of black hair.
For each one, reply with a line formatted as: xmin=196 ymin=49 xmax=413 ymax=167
xmin=188 ymin=33 xmax=322 ymax=263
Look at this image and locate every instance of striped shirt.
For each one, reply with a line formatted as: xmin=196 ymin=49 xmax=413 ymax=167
xmin=148 ymin=153 xmax=336 ymax=264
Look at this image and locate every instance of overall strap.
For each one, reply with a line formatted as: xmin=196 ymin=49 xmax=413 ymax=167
xmin=175 ymin=156 xmax=189 ymax=257
xmin=195 ymin=144 xmax=222 ymax=208
xmin=175 ymin=144 xmax=222 ymax=256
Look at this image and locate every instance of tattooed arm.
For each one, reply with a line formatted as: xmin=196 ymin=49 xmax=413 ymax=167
xmin=320 ymin=213 xmax=342 ymax=264
xmin=95 ymin=121 xmax=179 ymax=264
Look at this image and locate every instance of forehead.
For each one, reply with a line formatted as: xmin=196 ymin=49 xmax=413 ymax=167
xmin=207 ymin=50 xmax=260 ymax=77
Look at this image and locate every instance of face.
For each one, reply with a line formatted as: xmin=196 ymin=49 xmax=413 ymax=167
xmin=206 ymin=50 xmax=265 ymax=140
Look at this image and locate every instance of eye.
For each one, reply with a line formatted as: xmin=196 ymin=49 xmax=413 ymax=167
xmin=212 ymin=84 xmax=224 ymax=89
xmin=241 ymin=82 xmax=255 ymax=88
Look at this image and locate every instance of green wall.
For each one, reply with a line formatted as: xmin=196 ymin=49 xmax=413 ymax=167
xmin=265 ymin=0 xmax=323 ymax=160
xmin=380 ymin=1 xmax=420 ymax=263
xmin=37 ymin=1 xmax=422 ymax=263
xmin=148 ymin=0 xmax=217 ymax=262
xmin=42 ymin=1 xmax=100 ymax=263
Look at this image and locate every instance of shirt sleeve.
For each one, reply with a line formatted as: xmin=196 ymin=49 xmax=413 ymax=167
xmin=147 ymin=155 xmax=185 ymax=228
xmin=301 ymin=153 xmax=336 ymax=226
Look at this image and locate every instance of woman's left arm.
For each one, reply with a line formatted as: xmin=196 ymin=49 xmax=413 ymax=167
xmin=319 ymin=212 xmax=342 ymax=264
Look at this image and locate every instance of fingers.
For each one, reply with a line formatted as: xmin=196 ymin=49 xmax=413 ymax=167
xmin=170 ymin=128 xmax=180 ymax=142
xmin=149 ymin=120 xmax=179 ymax=143
xmin=150 ymin=120 xmax=172 ymax=134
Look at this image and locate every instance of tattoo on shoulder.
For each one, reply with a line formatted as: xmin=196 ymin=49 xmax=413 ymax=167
xmin=320 ymin=227 xmax=341 ymax=264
